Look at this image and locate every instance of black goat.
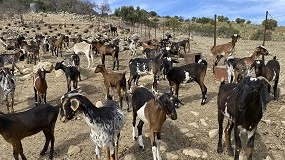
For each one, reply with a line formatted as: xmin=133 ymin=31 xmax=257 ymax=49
xmin=165 ymin=59 xmax=208 ymax=105
xmin=251 ymin=56 xmax=280 ymax=100
xmin=55 ymin=61 xmax=79 ymax=92
xmin=142 ymin=47 xmax=170 ymax=59
xmin=217 ymin=76 xmax=270 ymax=159
xmin=63 ymin=53 xmax=81 ymax=81
xmin=131 ymin=86 xmax=182 ymax=159
xmin=0 ymin=104 xmax=59 ymax=160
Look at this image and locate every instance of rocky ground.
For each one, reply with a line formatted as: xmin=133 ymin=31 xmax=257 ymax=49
xmin=0 ymin=13 xmax=284 ymax=160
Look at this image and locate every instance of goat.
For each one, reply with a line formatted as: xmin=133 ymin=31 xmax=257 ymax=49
xmin=109 ymin=24 xmax=118 ymax=36
xmin=210 ymin=34 xmax=241 ymax=73
xmin=60 ymin=92 xmax=125 ymax=160
xmin=217 ymin=76 xmax=271 ymax=159
xmin=128 ymin=53 xmax=178 ymax=94
xmin=63 ymin=53 xmax=81 ymax=81
xmin=53 ymin=34 xmax=66 ymax=57
xmin=93 ymin=40 xmax=120 ymax=70
xmin=55 ymin=61 xmax=79 ymax=92
xmin=0 ymin=67 xmax=15 ymax=113
xmin=0 ymin=50 xmax=24 ymax=74
xmin=142 ymin=47 xmax=170 ymax=59
xmin=165 ymin=59 xmax=208 ymax=105
xmin=0 ymin=104 xmax=59 ymax=160
xmin=131 ymin=86 xmax=182 ymax=160
xmin=94 ymin=64 xmax=129 ymax=110
xmin=74 ymin=41 xmax=93 ymax=68
xmin=251 ymin=57 xmax=280 ymax=100
xmin=0 ymin=36 xmax=25 ymax=50
xmin=21 ymin=41 xmax=40 ymax=65
xmin=33 ymin=68 xmax=51 ymax=106
xmin=227 ymin=45 xmax=269 ymax=83
xmin=178 ymin=38 xmax=190 ymax=53
xmin=129 ymin=39 xmax=138 ymax=56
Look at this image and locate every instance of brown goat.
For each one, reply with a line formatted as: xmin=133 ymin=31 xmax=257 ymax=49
xmin=33 ymin=68 xmax=51 ymax=106
xmin=54 ymin=34 xmax=65 ymax=57
xmin=93 ymin=41 xmax=120 ymax=70
xmin=94 ymin=64 xmax=129 ymax=109
xmin=210 ymin=34 xmax=241 ymax=73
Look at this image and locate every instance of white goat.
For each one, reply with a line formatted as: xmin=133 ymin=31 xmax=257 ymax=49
xmin=73 ymin=41 xmax=93 ymax=68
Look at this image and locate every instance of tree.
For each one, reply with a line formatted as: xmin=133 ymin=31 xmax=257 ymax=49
xmin=217 ymin=15 xmax=229 ymax=22
xmin=235 ymin=18 xmax=245 ymax=24
xmin=98 ymin=0 xmax=110 ymax=16
xmin=262 ymin=19 xmax=277 ymax=30
xmin=246 ymin=20 xmax=251 ymax=24
xmin=149 ymin=11 xmax=157 ymax=17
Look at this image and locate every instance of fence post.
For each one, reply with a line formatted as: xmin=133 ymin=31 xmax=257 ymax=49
xmin=214 ymin=14 xmax=217 ymax=47
xmin=163 ymin=21 xmax=165 ymax=38
xmin=262 ymin=11 xmax=268 ymax=46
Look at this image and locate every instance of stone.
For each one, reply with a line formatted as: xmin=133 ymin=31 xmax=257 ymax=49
xmin=123 ymin=154 xmax=136 ymax=160
xmin=200 ymin=119 xmax=208 ymax=126
xmin=67 ymin=145 xmax=81 ymax=156
xmin=209 ymin=129 xmax=218 ymax=139
xmin=164 ymin=153 xmax=179 ymax=160
xmin=180 ymin=128 xmax=189 ymax=133
xmin=190 ymin=111 xmax=199 ymax=116
xmin=95 ymin=101 xmax=103 ymax=107
xmin=188 ymin=122 xmax=199 ymax=128
xmin=19 ymin=74 xmax=32 ymax=81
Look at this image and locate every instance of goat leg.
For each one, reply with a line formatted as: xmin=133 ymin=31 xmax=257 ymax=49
xmin=234 ymin=126 xmax=242 ymax=160
xmin=40 ymin=130 xmax=51 ymax=156
xmin=217 ymin=110 xmax=224 ymax=154
xmin=246 ymin=127 xmax=257 ymax=160
xmin=12 ymin=141 xmax=27 ymax=160
xmin=137 ymin=120 xmax=145 ymax=149
xmin=225 ymin=121 xmax=234 ymax=156
xmin=106 ymin=146 xmax=111 ymax=160
xmin=34 ymin=87 xmax=38 ymax=106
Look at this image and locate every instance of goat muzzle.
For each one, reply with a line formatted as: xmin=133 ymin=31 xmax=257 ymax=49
xmin=170 ymin=113 xmax=177 ymax=120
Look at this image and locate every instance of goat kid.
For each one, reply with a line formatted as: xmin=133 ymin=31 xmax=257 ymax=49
xmin=94 ymin=64 xmax=129 ymax=110
xmin=0 ymin=104 xmax=59 ymax=160
xmin=0 ymin=67 xmax=15 ymax=113
xmin=131 ymin=86 xmax=182 ymax=160
xmin=60 ymin=92 xmax=125 ymax=160
xmin=33 ymin=68 xmax=51 ymax=106
xmin=217 ymin=76 xmax=270 ymax=160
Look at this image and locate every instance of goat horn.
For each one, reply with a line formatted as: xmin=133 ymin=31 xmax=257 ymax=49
xmin=256 ymin=76 xmax=271 ymax=86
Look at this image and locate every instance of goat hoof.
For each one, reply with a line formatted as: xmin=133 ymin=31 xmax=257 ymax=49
xmin=227 ymin=148 xmax=234 ymax=156
xmin=40 ymin=151 xmax=46 ymax=156
xmin=139 ymin=145 xmax=145 ymax=150
xmin=133 ymin=136 xmax=138 ymax=140
xmin=217 ymin=147 xmax=223 ymax=154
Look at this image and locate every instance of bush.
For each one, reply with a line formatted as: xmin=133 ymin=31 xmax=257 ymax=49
xmin=250 ymin=29 xmax=272 ymax=41
xmin=217 ymin=26 xmax=240 ymax=38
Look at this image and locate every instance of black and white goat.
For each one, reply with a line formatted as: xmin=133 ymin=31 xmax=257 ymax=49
xmin=63 ymin=53 xmax=81 ymax=81
xmin=60 ymin=92 xmax=125 ymax=160
xmin=217 ymin=76 xmax=271 ymax=159
xmin=131 ymin=86 xmax=182 ymax=160
xmin=165 ymin=59 xmax=208 ymax=105
xmin=128 ymin=53 xmax=178 ymax=94
xmin=0 ymin=67 xmax=16 ymax=113
xmin=55 ymin=61 xmax=80 ymax=92
xmin=251 ymin=57 xmax=280 ymax=100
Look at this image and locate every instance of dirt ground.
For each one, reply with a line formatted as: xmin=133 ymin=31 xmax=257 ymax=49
xmin=0 ymin=14 xmax=285 ymax=160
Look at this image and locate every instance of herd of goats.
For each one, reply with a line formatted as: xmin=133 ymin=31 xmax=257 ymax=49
xmin=0 ymin=25 xmax=281 ymax=160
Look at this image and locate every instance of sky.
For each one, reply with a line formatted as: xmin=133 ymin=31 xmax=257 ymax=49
xmin=94 ymin=0 xmax=285 ymax=25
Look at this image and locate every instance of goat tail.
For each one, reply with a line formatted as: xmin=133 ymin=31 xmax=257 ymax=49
xmin=120 ymin=72 xmax=127 ymax=90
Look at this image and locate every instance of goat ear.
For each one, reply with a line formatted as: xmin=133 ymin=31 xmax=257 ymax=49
xmin=70 ymin=98 xmax=80 ymax=111
xmin=259 ymin=86 xmax=271 ymax=110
